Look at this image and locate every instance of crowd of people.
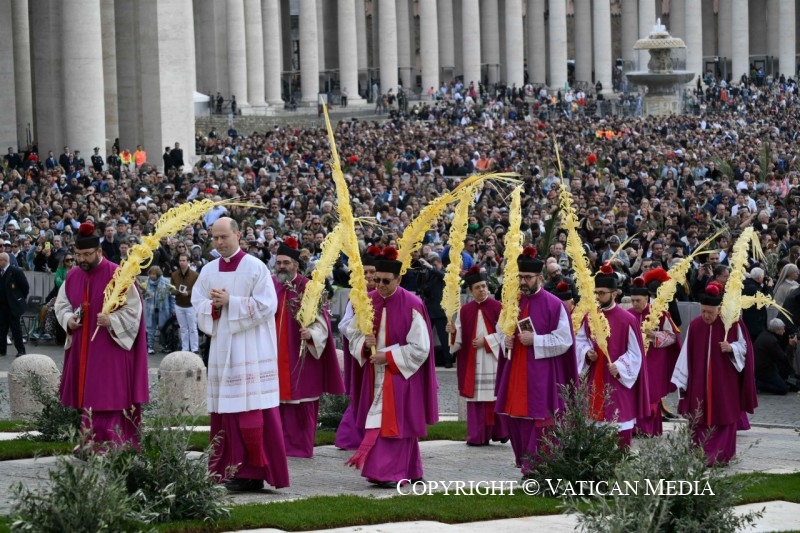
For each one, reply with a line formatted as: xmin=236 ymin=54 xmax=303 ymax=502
xmin=2 ymin=71 xmax=800 ymax=489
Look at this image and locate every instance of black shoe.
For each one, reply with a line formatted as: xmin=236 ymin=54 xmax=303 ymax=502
xmin=499 ymin=437 xmax=510 ymax=444
xmin=224 ymin=477 xmax=264 ymax=492
xmin=444 ymin=363 xmax=453 ymax=369
xmin=368 ymin=479 xmax=396 ymax=489
xmin=661 ymin=401 xmax=678 ymax=420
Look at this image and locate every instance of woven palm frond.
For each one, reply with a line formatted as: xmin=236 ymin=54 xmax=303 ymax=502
xmin=442 ymin=184 xmax=481 ymax=322
xmin=297 ymin=226 xmax=343 ymax=327
xmin=721 ymin=228 xmax=764 ymax=336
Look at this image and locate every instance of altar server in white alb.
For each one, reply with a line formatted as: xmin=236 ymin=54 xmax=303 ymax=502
xmin=192 ymin=217 xmax=289 ymax=492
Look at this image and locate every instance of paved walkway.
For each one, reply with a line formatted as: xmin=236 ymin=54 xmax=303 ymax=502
xmin=2 ymin=347 xmax=800 ymax=531
xmin=0 ymin=424 xmax=798 ymax=531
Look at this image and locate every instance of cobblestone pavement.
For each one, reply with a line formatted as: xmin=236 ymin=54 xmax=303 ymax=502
xmin=2 ymin=343 xmax=799 ymax=426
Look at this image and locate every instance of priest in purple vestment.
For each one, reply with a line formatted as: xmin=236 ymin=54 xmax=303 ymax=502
xmin=628 ymin=275 xmax=680 ymax=437
xmin=343 ymin=246 xmax=439 ymax=487
xmin=495 ymin=247 xmax=577 ymax=473
xmin=335 ymin=247 xmax=380 ymax=451
xmin=55 ymin=222 xmax=149 ymax=449
xmin=576 ymin=264 xmax=649 ymax=448
xmin=671 ymin=281 xmax=758 ymax=466
xmin=446 ymin=266 xmax=508 ymax=446
xmin=273 ymin=237 xmax=345 ymax=458
xmin=193 ymin=217 xmax=289 ymax=492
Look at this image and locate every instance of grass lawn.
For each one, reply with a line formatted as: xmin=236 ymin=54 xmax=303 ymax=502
xmin=2 ymin=421 xmax=469 ymax=459
xmin=154 ymin=472 xmax=800 ymax=532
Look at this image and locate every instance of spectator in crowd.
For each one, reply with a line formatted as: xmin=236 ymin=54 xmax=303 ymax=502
xmin=753 ymin=318 xmax=797 ymax=395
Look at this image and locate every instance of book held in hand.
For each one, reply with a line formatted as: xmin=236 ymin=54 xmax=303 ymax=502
xmin=517 ymin=317 xmax=535 ymax=334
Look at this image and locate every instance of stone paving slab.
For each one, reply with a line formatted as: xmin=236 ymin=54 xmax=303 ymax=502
xmin=1 ymin=424 xmax=798 ymax=516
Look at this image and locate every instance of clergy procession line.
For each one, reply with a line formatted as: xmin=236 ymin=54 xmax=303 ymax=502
xmin=49 ymin=117 xmax=781 ymax=495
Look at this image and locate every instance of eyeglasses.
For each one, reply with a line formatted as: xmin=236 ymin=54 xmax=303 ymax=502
xmin=374 ymin=277 xmax=396 ymax=285
xmin=75 ymin=249 xmax=99 ymax=259
xmin=64 ymin=258 xmax=74 ymax=262
xmin=594 ymin=290 xmax=613 ymax=296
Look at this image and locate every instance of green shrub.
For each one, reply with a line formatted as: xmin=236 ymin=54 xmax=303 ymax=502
xmin=524 ymin=379 xmax=626 ymax=495
xmin=9 ymin=453 xmax=152 ymax=533
xmin=100 ymin=401 xmax=231 ymax=524
xmin=562 ymin=415 xmax=764 ymax=532
xmin=18 ymin=371 xmax=81 ymax=442
xmin=318 ymin=393 xmax=350 ymax=431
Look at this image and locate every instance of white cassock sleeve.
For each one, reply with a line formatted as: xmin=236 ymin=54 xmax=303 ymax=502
xmin=614 ymin=325 xmax=644 ymax=389
xmin=344 ymin=312 xmax=368 ymax=366
xmin=384 ymin=309 xmax=431 ymax=379
xmin=729 ymin=324 xmax=747 ymax=372
xmin=106 ymin=287 xmax=144 ymax=350
xmin=305 ymin=310 xmax=329 ymax=359
xmin=532 ymin=304 xmax=573 ymax=359
xmin=449 ymin=310 xmax=463 ymax=354
xmin=652 ymin=315 xmax=677 ymax=348
xmin=338 ymin=302 xmax=355 ymax=336
xmin=575 ymin=322 xmax=593 ymax=374
xmin=671 ymin=323 xmax=691 ymax=392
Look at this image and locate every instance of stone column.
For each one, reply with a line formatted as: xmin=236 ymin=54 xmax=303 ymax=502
xmin=779 ymin=0 xmax=796 ymax=78
xmin=379 ymin=0 xmax=399 ymax=94
xmin=573 ymin=0 xmax=593 ymax=84
xmin=339 ymin=0 xmax=364 ymax=104
xmin=453 ymin=0 xmax=463 ymax=78
xmin=100 ymin=0 xmax=118 ymax=146
xmin=638 ymin=0 xmax=656 ymax=70
xmin=138 ymin=0 xmax=196 ymax=171
xmin=548 ymin=0 xmax=568 ymax=90
xmin=226 ymin=0 xmax=248 ymax=108
xmin=481 ymin=0 xmax=500 ymax=84
xmin=0 ymin=0 xmax=17 ymax=150
xmin=419 ymin=0 xmax=439 ymax=96
xmin=526 ymin=0 xmax=546 ymax=84
xmin=31 ymin=0 xmax=64 ymax=153
xmin=397 ymin=0 xmax=412 ymax=89
xmin=11 ymin=0 xmax=32 ymax=148
xmin=670 ymin=0 xmax=685 ymax=39
xmin=730 ymin=0 xmax=749 ymax=82
xmin=620 ymin=0 xmax=638 ymax=69
xmin=718 ymin=0 xmax=732 ymax=61
xmin=593 ymin=0 xmax=612 ymax=92
xmin=702 ymin=0 xmax=716 ymax=59
xmin=438 ymin=0 xmax=455 ymax=82
xmin=244 ymin=0 xmax=266 ymax=109
xmin=115 ymin=0 xmax=140 ymax=150
xmin=62 ymin=0 xmax=105 ymax=155
xmin=462 ymin=0 xmax=481 ymax=86
xmin=768 ymin=0 xmax=780 ymax=61
xmin=355 ymin=0 xmax=368 ymax=92
xmin=504 ymin=0 xmax=524 ymax=87
xmin=299 ymin=0 xmax=320 ymax=104
xmin=262 ymin=0 xmax=283 ymax=106
xmin=684 ymin=0 xmax=703 ymax=85
xmin=316 ymin=0 xmax=325 ymax=72
xmin=193 ymin=0 xmax=223 ymax=96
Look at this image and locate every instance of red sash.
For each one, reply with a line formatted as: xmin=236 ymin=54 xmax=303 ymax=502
xmin=77 ymin=286 xmax=90 ymax=408
xmin=504 ymin=306 xmax=529 ymax=417
xmin=277 ymin=293 xmax=292 ymax=401
xmin=589 ymin=344 xmax=606 ymax=421
xmin=380 ymin=309 xmax=400 ymax=437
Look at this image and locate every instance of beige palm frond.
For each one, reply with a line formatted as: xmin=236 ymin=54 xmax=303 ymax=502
xmin=499 ymin=186 xmax=524 ymax=337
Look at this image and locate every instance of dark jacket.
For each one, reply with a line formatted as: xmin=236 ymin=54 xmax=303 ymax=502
xmin=742 ymin=277 xmax=769 ymax=342
xmin=0 ymin=265 xmax=30 ymax=317
xmin=753 ymin=330 xmax=793 ymax=381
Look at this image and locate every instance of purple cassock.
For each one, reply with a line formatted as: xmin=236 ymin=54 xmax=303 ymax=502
xmin=346 ymin=287 xmax=439 ymax=484
xmin=629 ymin=305 xmax=681 ymax=436
xmin=578 ymin=305 xmax=650 ymax=448
xmin=674 ymin=316 xmax=757 ymax=465
xmin=455 ymin=297 xmax=508 ymax=446
xmin=274 ymin=274 xmax=345 ymax=458
xmin=495 ymin=289 xmax=578 ymax=472
xmin=335 ymin=304 xmax=367 ymax=450
xmin=59 ymin=259 xmax=149 ymax=445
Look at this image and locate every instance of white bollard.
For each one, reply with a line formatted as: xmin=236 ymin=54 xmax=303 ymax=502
xmin=9 ymin=354 xmax=61 ymax=419
xmin=157 ymin=351 xmax=207 ymax=416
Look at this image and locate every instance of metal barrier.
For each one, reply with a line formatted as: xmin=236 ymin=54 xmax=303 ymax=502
xmin=24 ymin=271 xmax=55 ymax=302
